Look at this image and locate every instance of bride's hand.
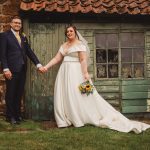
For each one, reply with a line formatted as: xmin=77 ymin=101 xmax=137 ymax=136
xmin=84 ymin=72 xmax=90 ymax=81
xmin=43 ymin=66 xmax=48 ymax=72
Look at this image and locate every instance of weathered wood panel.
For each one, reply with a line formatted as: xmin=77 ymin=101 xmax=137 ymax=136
xmin=75 ymin=23 xmax=150 ymax=30
xmin=146 ymin=32 xmax=150 ymax=79
xmin=25 ymin=23 xmax=67 ymax=120
xmin=122 ymin=85 xmax=150 ymax=92
xmin=26 ymin=96 xmax=54 ymax=120
xmin=94 ymin=80 xmax=120 ymax=86
xmin=123 ymin=106 xmax=147 ymax=113
xmin=122 ymin=80 xmax=150 ymax=85
xmin=122 ymin=100 xmax=147 ymax=106
xmin=24 ymin=23 xmax=150 ymax=119
xmin=122 ymin=92 xmax=149 ymax=99
xmin=96 ymin=86 xmax=119 ymax=92
xmin=100 ymin=92 xmax=120 ymax=100
xmin=122 ymin=80 xmax=150 ymax=113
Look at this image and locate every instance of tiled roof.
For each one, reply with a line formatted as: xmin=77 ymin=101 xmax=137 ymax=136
xmin=20 ymin=0 xmax=150 ymax=15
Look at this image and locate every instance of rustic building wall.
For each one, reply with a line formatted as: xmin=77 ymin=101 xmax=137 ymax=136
xmin=0 ymin=0 xmax=21 ymax=32
xmin=0 ymin=0 xmax=21 ymax=115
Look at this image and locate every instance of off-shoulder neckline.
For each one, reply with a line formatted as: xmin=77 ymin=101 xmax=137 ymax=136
xmin=62 ymin=40 xmax=83 ymax=49
xmin=60 ymin=41 xmax=85 ymax=56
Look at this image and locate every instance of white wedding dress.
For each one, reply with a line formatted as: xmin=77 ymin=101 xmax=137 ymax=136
xmin=54 ymin=42 xmax=150 ymax=133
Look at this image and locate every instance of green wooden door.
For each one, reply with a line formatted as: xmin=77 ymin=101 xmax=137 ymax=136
xmin=25 ymin=23 xmax=67 ymax=120
xmin=122 ymin=80 xmax=150 ymax=113
xmin=121 ymin=31 xmax=150 ymax=113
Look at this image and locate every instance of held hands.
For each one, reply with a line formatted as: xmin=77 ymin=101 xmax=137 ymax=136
xmin=38 ymin=66 xmax=48 ymax=73
xmin=4 ymin=66 xmax=50 ymax=78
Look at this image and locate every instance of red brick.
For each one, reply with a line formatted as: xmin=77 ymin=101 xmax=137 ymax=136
xmin=11 ymin=0 xmax=21 ymax=5
xmin=0 ymin=15 xmax=11 ymax=23
xmin=0 ymin=24 xmax=3 ymax=32
xmin=0 ymin=0 xmax=7 ymax=5
xmin=3 ymin=23 xmax=10 ymax=31
xmin=2 ymin=4 xmax=19 ymax=15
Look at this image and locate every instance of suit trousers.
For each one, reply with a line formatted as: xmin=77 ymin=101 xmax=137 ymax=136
xmin=5 ymin=65 xmax=26 ymax=120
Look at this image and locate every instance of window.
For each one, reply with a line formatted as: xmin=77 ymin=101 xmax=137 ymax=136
xmin=121 ymin=33 xmax=144 ymax=78
xmin=95 ymin=32 xmax=145 ymax=79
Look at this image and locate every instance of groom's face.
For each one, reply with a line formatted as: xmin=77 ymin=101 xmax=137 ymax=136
xmin=10 ymin=18 xmax=22 ymax=32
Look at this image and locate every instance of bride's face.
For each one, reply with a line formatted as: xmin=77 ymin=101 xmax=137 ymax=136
xmin=66 ymin=27 xmax=76 ymax=40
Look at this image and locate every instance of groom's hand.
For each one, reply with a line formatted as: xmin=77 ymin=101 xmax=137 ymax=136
xmin=38 ymin=66 xmax=47 ymax=73
xmin=3 ymin=70 xmax=12 ymax=80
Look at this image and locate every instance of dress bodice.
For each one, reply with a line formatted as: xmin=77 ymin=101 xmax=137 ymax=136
xmin=59 ymin=42 xmax=86 ymax=62
xmin=59 ymin=42 xmax=86 ymax=58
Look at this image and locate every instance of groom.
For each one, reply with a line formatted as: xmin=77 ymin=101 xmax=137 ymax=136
xmin=0 ymin=16 xmax=46 ymax=124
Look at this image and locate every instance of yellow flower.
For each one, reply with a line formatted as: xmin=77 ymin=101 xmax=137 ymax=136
xmin=86 ymin=84 xmax=91 ymax=91
xmin=79 ymin=81 xmax=94 ymax=96
xmin=22 ymin=32 xmax=26 ymax=37
xmin=79 ymin=86 xmax=82 ymax=91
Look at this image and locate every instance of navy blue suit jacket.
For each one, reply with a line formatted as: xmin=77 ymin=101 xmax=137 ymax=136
xmin=0 ymin=30 xmax=40 ymax=72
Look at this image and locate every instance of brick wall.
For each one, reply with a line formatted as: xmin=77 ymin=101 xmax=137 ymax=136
xmin=0 ymin=0 xmax=21 ymax=115
xmin=0 ymin=0 xmax=21 ymax=32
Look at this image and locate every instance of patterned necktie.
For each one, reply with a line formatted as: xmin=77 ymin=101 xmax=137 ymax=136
xmin=15 ymin=32 xmax=21 ymax=45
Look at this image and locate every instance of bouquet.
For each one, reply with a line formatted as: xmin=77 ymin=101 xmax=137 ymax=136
xmin=79 ymin=80 xmax=94 ymax=96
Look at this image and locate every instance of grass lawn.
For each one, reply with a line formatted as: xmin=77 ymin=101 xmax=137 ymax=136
xmin=0 ymin=118 xmax=150 ymax=150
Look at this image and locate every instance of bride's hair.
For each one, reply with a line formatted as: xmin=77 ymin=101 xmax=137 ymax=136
xmin=65 ymin=25 xmax=79 ymax=39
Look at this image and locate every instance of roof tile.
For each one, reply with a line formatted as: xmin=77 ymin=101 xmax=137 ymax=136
xmin=20 ymin=0 xmax=150 ymax=15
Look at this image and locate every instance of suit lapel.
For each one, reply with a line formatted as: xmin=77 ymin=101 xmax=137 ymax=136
xmin=9 ymin=30 xmax=21 ymax=49
xmin=20 ymin=34 xmax=24 ymax=48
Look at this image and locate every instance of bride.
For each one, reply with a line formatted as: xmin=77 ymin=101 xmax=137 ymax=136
xmin=44 ymin=25 xmax=150 ymax=133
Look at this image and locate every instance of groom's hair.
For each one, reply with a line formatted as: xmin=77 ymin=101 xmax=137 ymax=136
xmin=11 ymin=16 xmax=22 ymax=22
xmin=65 ymin=25 xmax=78 ymax=39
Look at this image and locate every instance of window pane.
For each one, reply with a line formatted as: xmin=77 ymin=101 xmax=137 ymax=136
xmin=132 ymin=33 xmax=144 ymax=47
xmin=96 ymin=31 xmax=145 ymax=79
xmin=122 ymin=64 xmax=132 ymax=78
xmin=108 ymin=49 xmax=118 ymax=63
xmin=134 ymin=64 xmax=144 ymax=78
xmin=108 ymin=64 xmax=118 ymax=78
xmin=107 ymin=34 xmax=118 ymax=48
xmin=120 ymin=33 xmax=132 ymax=47
xmin=133 ymin=48 xmax=144 ymax=62
xmin=97 ymin=64 xmax=107 ymax=78
xmin=121 ymin=48 xmax=132 ymax=62
xmin=121 ymin=32 xmax=144 ymax=47
xmin=95 ymin=34 xmax=106 ymax=49
xmin=96 ymin=49 xmax=106 ymax=63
